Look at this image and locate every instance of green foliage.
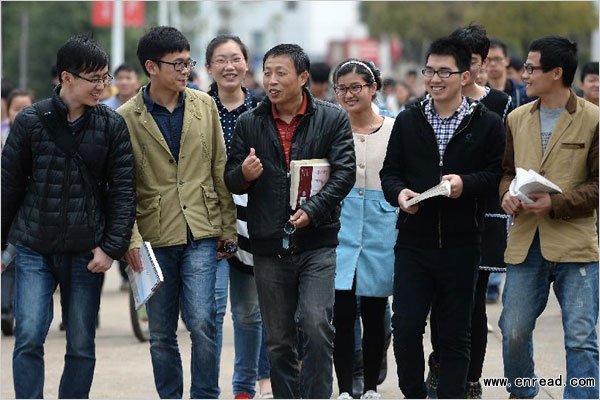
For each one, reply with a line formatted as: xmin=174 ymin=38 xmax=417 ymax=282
xmin=360 ymin=1 xmax=598 ymax=62
xmin=1 ymin=1 xmax=156 ymax=99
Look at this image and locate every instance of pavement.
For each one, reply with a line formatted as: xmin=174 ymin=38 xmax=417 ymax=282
xmin=1 ymin=266 xmax=568 ymax=399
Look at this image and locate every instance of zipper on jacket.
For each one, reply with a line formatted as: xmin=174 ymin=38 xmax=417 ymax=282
xmin=59 ymin=158 xmax=71 ymax=248
xmin=418 ymin=100 xmax=478 ymax=249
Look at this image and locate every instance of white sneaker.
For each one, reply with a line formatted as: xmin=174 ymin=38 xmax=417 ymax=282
xmin=338 ymin=392 xmax=353 ymax=399
xmin=361 ymin=390 xmax=381 ymax=399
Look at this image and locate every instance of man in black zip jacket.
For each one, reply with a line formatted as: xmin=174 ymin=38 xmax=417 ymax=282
xmin=1 ymin=35 xmax=135 ymax=398
xmin=225 ymin=44 xmax=355 ymax=399
xmin=380 ymin=37 xmax=505 ymax=399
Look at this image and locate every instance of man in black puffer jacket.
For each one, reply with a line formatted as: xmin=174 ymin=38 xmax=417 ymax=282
xmin=225 ymin=44 xmax=355 ymax=399
xmin=1 ymin=35 xmax=135 ymax=399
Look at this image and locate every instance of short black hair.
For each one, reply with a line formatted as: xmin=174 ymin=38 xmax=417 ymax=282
xmin=489 ymin=39 xmax=508 ymax=57
xmin=114 ymin=63 xmax=138 ymax=77
xmin=528 ymin=35 xmax=578 ymax=87
xmin=137 ymin=26 xmax=190 ymax=76
xmin=425 ymin=37 xmax=471 ymax=73
xmin=263 ymin=44 xmax=310 ymax=75
xmin=449 ymin=23 xmax=490 ymax=61
xmin=56 ymin=35 xmax=109 ymax=83
xmin=7 ymin=89 xmax=35 ymax=110
xmin=581 ymin=61 xmax=599 ymax=82
xmin=508 ymin=56 xmax=523 ymax=71
xmin=309 ymin=62 xmax=332 ymax=84
xmin=333 ymin=59 xmax=383 ymax=99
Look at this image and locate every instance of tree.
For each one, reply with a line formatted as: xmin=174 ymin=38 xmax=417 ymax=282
xmin=1 ymin=1 xmax=155 ymax=99
xmin=360 ymin=1 xmax=598 ymax=62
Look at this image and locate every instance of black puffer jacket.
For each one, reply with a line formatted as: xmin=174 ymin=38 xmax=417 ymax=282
xmin=1 ymin=87 xmax=136 ymax=259
xmin=225 ymin=89 xmax=355 ymax=256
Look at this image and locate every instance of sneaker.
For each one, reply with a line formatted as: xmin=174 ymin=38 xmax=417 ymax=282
xmin=258 ymin=392 xmax=273 ymax=399
xmin=465 ymin=381 xmax=482 ymax=399
xmin=487 ymin=322 xmax=495 ymax=333
xmin=361 ymin=390 xmax=381 ymax=399
xmin=234 ymin=394 xmax=253 ymax=399
xmin=425 ymin=352 xmax=439 ymax=399
xmin=338 ymin=392 xmax=353 ymax=399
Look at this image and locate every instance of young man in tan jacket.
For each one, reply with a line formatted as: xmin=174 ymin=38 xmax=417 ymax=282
xmin=118 ymin=26 xmax=236 ymax=399
xmin=499 ymin=35 xmax=598 ymax=399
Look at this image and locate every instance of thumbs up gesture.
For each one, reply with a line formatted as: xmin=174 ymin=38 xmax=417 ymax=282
xmin=242 ymin=147 xmax=264 ymax=181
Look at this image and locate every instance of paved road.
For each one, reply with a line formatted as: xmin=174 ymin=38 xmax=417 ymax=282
xmin=2 ymin=267 xmax=567 ymax=399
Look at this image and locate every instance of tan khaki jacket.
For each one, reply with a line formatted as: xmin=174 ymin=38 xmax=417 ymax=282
xmin=499 ymin=91 xmax=599 ymax=264
xmin=118 ymin=87 xmax=236 ymax=250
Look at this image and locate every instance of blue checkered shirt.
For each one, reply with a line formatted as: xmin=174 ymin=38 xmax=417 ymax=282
xmin=424 ymin=96 xmax=472 ymax=160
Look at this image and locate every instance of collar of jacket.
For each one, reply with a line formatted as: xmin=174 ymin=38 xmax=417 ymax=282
xmin=252 ymin=87 xmax=316 ymax=118
xmin=51 ymin=84 xmax=95 ymax=124
xmin=528 ymin=89 xmax=578 ymax=115
xmin=131 ymin=86 xmax=195 ymax=115
xmin=414 ymin=93 xmax=484 ymax=119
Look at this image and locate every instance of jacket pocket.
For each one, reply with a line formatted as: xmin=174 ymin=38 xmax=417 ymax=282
xmin=202 ymin=185 xmax=223 ymax=227
xmin=136 ymin=194 xmax=161 ymax=240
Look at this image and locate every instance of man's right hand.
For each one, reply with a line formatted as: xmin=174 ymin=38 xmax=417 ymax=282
xmin=241 ymin=147 xmax=263 ymax=181
xmin=124 ymin=248 xmax=143 ymax=272
xmin=501 ymin=191 xmax=522 ymax=217
xmin=398 ymin=188 xmax=420 ymax=214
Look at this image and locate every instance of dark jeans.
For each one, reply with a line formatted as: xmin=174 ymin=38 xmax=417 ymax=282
xmin=431 ymin=270 xmax=490 ymax=382
xmin=392 ymin=245 xmax=479 ymax=399
xmin=12 ymin=243 xmax=102 ymax=399
xmin=254 ymin=247 xmax=336 ymax=399
xmin=333 ymin=286 xmax=387 ymax=394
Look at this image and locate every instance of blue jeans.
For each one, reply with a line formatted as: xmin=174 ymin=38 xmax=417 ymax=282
xmin=12 ymin=243 xmax=102 ymax=399
xmin=215 ymin=260 xmax=271 ymax=396
xmin=147 ymin=238 xmax=219 ymax=399
xmin=499 ymin=235 xmax=599 ymax=399
xmin=254 ymin=247 xmax=336 ymax=399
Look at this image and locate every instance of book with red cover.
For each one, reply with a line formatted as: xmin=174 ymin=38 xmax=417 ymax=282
xmin=289 ymin=159 xmax=331 ymax=210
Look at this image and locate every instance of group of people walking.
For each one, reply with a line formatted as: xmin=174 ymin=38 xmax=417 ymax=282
xmin=1 ymin=21 xmax=598 ymax=400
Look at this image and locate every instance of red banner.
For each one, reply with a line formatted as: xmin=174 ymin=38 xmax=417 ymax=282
xmin=92 ymin=1 xmax=145 ymax=28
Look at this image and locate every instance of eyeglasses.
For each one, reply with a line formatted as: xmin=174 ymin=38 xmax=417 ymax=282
xmin=488 ymin=56 xmax=505 ymax=64
xmin=421 ymin=68 xmax=464 ymax=78
xmin=152 ymin=59 xmax=196 ymax=72
xmin=334 ymin=83 xmax=370 ymax=96
xmin=523 ymin=64 xmax=545 ymax=74
xmin=212 ymin=57 xmax=245 ymax=67
xmin=68 ymin=71 xmax=113 ymax=86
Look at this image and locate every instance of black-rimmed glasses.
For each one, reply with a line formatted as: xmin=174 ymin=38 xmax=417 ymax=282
xmin=68 ymin=71 xmax=113 ymax=86
xmin=152 ymin=59 xmax=196 ymax=72
xmin=421 ymin=68 xmax=464 ymax=78
xmin=523 ymin=64 xmax=544 ymax=74
xmin=334 ymin=83 xmax=370 ymax=96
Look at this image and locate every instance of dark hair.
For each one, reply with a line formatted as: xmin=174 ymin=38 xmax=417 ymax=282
xmin=449 ymin=23 xmax=489 ymax=60
xmin=114 ymin=63 xmax=138 ymax=77
xmin=309 ymin=62 xmax=332 ymax=84
xmin=383 ymin=77 xmax=397 ymax=88
xmin=137 ymin=26 xmax=190 ymax=76
xmin=205 ymin=34 xmax=249 ymax=65
xmin=425 ymin=37 xmax=471 ymax=73
xmin=56 ymin=35 xmax=109 ymax=83
xmin=528 ymin=35 xmax=578 ymax=87
xmin=489 ymin=39 xmax=508 ymax=57
xmin=508 ymin=56 xmax=523 ymax=71
xmin=205 ymin=35 xmax=249 ymax=93
xmin=333 ymin=59 xmax=383 ymax=100
xmin=263 ymin=44 xmax=310 ymax=75
xmin=7 ymin=89 xmax=35 ymax=110
xmin=581 ymin=61 xmax=599 ymax=82
xmin=406 ymin=69 xmax=418 ymax=78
